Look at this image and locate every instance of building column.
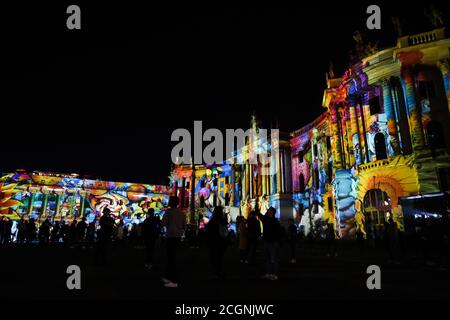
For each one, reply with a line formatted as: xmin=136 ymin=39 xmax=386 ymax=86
xmin=55 ymin=194 xmax=61 ymax=217
xmin=283 ymin=148 xmax=292 ymax=193
xmin=382 ymin=78 xmax=401 ymax=156
xmin=438 ymin=59 xmax=450 ymax=112
xmin=80 ymin=195 xmax=86 ymax=217
xmin=180 ymin=177 xmax=186 ymax=208
xmin=246 ymin=160 xmax=251 ymax=200
xmin=330 ymin=106 xmax=343 ymax=169
xmin=277 ymin=151 xmax=283 ymax=194
xmin=41 ymin=194 xmax=48 ymax=216
xmin=401 ymin=66 xmax=425 ymax=150
xmin=27 ymin=192 xmax=35 ymax=216
xmin=349 ymin=104 xmax=362 ymax=165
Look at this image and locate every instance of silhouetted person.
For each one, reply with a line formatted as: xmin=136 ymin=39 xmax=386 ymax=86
xmin=246 ymin=211 xmax=261 ymax=265
xmin=2 ymin=218 xmax=12 ymax=245
xmin=77 ymin=217 xmax=87 ymax=247
xmin=68 ymin=219 xmax=78 ymax=248
xmin=326 ymin=222 xmax=338 ymax=257
xmin=256 ymin=207 xmax=282 ymax=280
xmin=95 ymin=208 xmax=114 ymax=265
xmin=51 ymin=221 xmax=60 ymax=243
xmin=206 ymin=206 xmax=229 ymax=278
xmin=384 ymin=217 xmax=399 ymax=263
xmin=17 ymin=217 xmax=26 ymax=244
xmin=287 ymin=218 xmax=298 ymax=264
xmin=27 ymin=218 xmax=36 ymax=243
xmin=236 ymin=216 xmax=248 ymax=263
xmin=87 ymin=221 xmax=96 ymax=247
xmin=142 ymin=208 xmax=162 ymax=269
xmin=161 ymin=196 xmax=186 ymax=288
xmin=40 ymin=218 xmax=52 ymax=245
xmin=115 ymin=219 xmax=125 ymax=247
xmin=60 ymin=220 xmax=69 ymax=244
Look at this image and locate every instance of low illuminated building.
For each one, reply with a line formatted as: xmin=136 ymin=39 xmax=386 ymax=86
xmin=0 ymin=170 xmax=171 ymax=222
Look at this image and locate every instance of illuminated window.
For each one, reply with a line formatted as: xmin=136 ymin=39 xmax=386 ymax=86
xmin=298 ymin=151 xmax=304 ymax=163
xmin=438 ymin=167 xmax=450 ymax=191
xmin=327 ymin=196 xmax=333 ymax=212
xmin=369 ymin=96 xmax=381 ymax=115
xmin=427 ymin=121 xmax=445 ymax=150
xmin=314 ymin=168 xmax=319 ymax=190
xmin=326 ymin=136 xmax=331 ymax=151
xmin=374 ymin=132 xmax=387 ymax=160
xmin=418 ymin=80 xmax=435 ymax=99
xmin=299 ymin=174 xmax=305 ymax=193
xmin=327 ymin=162 xmax=332 ymax=183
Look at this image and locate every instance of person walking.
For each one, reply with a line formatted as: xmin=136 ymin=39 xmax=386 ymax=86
xmin=161 ymin=196 xmax=186 ymax=288
xmin=256 ymin=207 xmax=282 ymax=280
xmin=206 ymin=206 xmax=229 ymax=279
xmin=142 ymin=208 xmax=162 ymax=269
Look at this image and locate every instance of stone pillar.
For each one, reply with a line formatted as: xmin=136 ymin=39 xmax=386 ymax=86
xmin=330 ymin=106 xmax=343 ymax=169
xmin=349 ymin=104 xmax=363 ymax=165
xmin=438 ymin=59 xmax=450 ymax=112
xmin=402 ymin=66 xmax=425 ymax=150
xmin=55 ymin=194 xmax=61 ymax=217
xmin=382 ymin=78 xmax=401 ymax=156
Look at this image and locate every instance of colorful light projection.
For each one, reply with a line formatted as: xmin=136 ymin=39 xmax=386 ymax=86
xmin=291 ymin=113 xmax=334 ymax=235
xmin=0 ymin=171 xmax=171 ymax=221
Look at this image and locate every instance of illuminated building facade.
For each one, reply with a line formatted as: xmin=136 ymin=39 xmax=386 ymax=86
xmin=0 ymin=170 xmax=171 ymax=222
xmin=290 ymin=113 xmax=334 ymax=236
xmin=171 ymin=28 xmax=450 ymax=239
xmin=322 ymin=27 xmax=450 ymax=238
xmin=170 ymin=116 xmax=294 ymax=224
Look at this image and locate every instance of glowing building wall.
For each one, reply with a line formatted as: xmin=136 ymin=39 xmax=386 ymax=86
xmin=0 ymin=171 xmax=171 ymax=222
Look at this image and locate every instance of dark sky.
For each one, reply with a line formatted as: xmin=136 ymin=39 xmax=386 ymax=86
xmin=4 ymin=1 xmax=448 ymax=184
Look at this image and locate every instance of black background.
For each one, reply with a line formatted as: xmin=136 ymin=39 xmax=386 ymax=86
xmin=3 ymin=1 xmax=448 ymax=184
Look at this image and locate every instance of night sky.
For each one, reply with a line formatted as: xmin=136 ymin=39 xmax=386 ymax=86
xmin=4 ymin=2 xmax=448 ymax=184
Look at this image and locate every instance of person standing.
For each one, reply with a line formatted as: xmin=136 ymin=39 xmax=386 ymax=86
xmin=326 ymin=221 xmax=338 ymax=257
xmin=95 ymin=208 xmax=115 ymax=265
xmin=76 ymin=217 xmax=87 ymax=248
xmin=246 ymin=211 xmax=261 ymax=265
xmin=17 ymin=217 xmax=26 ymax=244
xmin=236 ymin=216 xmax=248 ymax=263
xmin=287 ymin=218 xmax=298 ymax=264
xmin=161 ymin=196 xmax=186 ymax=288
xmin=256 ymin=207 xmax=282 ymax=280
xmin=41 ymin=218 xmax=52 ymax=245
xmin=142 ymin=208 xmax=162 ymax=269
xmin=206 ymin=206 xmax=229 ymax=279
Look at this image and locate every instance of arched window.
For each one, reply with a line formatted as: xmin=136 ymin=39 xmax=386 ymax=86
xmin=363 ymin=189 xmax=391 ymax=227
xmin=314 ymin=168 xmax=319 ymax=190
xmin=374 ymin=132 xmax=387 ymax=160
xmin=298 ymin=150 xmax=304 ymax=163
xmin=427 ymin=120 xmax=445 ymax=150
xmin=299 ymin=174 xmax=305 ymax=193
xmin=224 ymin=192 xmax=230 ymax=206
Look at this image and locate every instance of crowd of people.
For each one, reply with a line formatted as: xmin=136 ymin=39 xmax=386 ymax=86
xmin=1 ymin=197 xmax=449 ymax=288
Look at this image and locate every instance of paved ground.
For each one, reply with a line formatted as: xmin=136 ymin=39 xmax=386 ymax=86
xmin=0 ymin=240 xmax=449 ymax=301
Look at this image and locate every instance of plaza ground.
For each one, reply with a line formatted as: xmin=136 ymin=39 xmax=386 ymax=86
xmin=0 ymin=241 xmax=449 ymax=301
